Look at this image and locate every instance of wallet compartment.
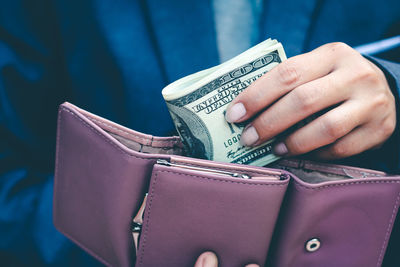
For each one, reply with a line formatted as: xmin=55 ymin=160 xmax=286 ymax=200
xmin=54 ymin=103 xmax=180 ymax=266
xmin=135 ymin=162 xmax=289 ymax=267
xmin=268 ymin=159 xmax=400 ymax=267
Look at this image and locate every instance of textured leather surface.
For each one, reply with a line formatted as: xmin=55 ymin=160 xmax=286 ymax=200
xmin=136 ymin=164 xmax=288 ymax=267
xmin=54 ymin=103 xmax=400 ymax=267
xmin=54 ymin=104 xmax=170 ymax=266
xmin=268 ymin=160 xmax=400 ymax=267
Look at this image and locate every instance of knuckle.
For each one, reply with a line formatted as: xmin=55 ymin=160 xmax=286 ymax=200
xmin=286 ymin=135 xmax=307 ymax=155
xmin=325 ymin=42 xmax=351 ymax=54
xmin=276 ymin=61 xmax=300 ymax=86
xmin=254 ymin=115 xmax=276 ymax=138
xmin=321 ymin=118 xmax=345 ymax=141
xmin=350 ymin=63 xmax=380 ymax=85
xmin=260 ymin=121 xmax=275 ymax=136
xmin=380 ymin=118 xmax=396 ymax=139
xmin=371 ymin=92 xmax=391 ymax=110
xmin=294 ymin=86 xmax=319 ymax=113
xmin=360 ymin=65 xmax=379 ymax=84
xmin=330 ymin=143 xmax=348 ymax=157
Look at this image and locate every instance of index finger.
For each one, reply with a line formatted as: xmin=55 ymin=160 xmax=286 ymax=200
xmin=225 ymin=43 xmax=343 ymax=123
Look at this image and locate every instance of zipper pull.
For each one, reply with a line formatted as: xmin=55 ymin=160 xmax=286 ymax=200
xmin=157 ymin=159 xmax=172 ymax=166
xmin=279 ymin=173 xmax=290 ymax=180
xmin=131 ymin=193 xmax=148 ymax=252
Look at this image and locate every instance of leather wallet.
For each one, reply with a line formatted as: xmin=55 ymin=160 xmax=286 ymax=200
xmin=53 ymin=102 xmax=400 ymax=267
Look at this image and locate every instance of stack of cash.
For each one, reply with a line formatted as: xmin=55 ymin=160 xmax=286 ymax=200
xmin=162 ymin=39 xmax=287 ymax=166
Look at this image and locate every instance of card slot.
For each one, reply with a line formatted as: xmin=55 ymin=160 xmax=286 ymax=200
xmin=107 ymin=131 xmax=184 ymax=155
xmin=274 ymin=159 xmax=388 ymax=183
xmin=62 ymin=102 xmax=183 ymax=154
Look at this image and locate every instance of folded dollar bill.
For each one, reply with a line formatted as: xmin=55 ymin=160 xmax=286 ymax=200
xmin=162 ymin=39 xmax=287 ymax=166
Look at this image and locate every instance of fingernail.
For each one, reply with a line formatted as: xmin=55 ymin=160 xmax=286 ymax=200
xmin=240 ymin=126 xmax=259 ymax=146
xmin=225 ymin=103 xmax=246 ymax=123
xmin=201 ymin=252 xmax=218 ymax=267
xmin=273 ymin=142 xmax=288 ymax=156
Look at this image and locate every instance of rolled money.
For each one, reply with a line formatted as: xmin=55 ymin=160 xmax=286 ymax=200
xmin=162 ymin=39 xmax=287 ymax=166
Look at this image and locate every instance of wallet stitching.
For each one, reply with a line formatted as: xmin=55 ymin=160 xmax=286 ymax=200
xmin=138 ymin=171 xmax=159 ymax=266
xmin=59 ymin=107 xmax=400 ymax=265
xmin=61 ymin=107 xmax=282 ymax=178
xmin=62 ymin=107 xmax=385 ymax=179
xmin=87 ymin=116 xmax=180 ymax=147
xmin=377 ymin=191 xmax=400 ymax=266
xmin=302 ymin=162 xmax=383 ymax=177
xmin=169 ymin=162 xmax=282 ymax=178
xmin=139 ymin=171 xmax=400 ymax=266
xmin=279 ymin=159 xmax=384 ymax=177
xmin=60 ymin=107 xmax=162 ymax=160
xmin=293 ymin=179 xmax=400 ymax=190
xmin=55 ymin=107 xmax=288 ymax=265
xmin=138 ymin=169 xmax=287 ymax=265
xmin=59 ymin=106 xmax=286 ymax=266
xmin=155 ymin=169 xmax=289 ymax=186
xmin=55 ymin=108 xmax=113 ymax=267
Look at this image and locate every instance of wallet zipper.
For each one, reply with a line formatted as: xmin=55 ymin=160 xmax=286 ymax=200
xmin=157 ymin=159 xmax=253 ymax=179
xmin=156 ymin=159 xmax=287 ymax=180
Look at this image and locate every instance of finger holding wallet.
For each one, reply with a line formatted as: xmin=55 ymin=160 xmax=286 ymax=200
xmin=194 ymin=252 xmax=259 ymax=267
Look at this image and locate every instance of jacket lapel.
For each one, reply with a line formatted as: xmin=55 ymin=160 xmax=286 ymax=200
xmin=260 ymin=0 xmax=321 ymax=57
xmin=144 ymin=0 xmax=219 ymax=83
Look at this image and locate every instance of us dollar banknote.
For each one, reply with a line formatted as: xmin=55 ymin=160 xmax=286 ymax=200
xmin=162 ymin=39 xmax=287 ymax=166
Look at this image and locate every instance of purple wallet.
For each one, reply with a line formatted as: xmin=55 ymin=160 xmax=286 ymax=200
xmin=54 ymin=102 xmax=400 ymax=267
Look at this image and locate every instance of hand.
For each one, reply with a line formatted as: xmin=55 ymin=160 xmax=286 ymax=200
xmin=194 ymin=252 xmax=259 ymax=267
xmin=225 ymin=42 xmax=396 ymax=159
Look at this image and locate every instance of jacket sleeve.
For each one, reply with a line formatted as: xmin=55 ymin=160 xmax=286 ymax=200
xmin=0 ymin=1 xmax=100 ymax=266
xmin=364 ymin=55 xmax=400 ymax=267
xmin=360 ymin=55 xmax=400 ymax=173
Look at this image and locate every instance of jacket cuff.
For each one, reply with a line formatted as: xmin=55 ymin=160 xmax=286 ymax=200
xmin=364 ymin=56 xmax=400 ymax=172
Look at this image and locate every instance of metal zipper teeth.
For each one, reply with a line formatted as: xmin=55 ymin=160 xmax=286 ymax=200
xmin=157 ymin=159 xmax=286 ymax=180
xmin=157 ymin=159 xmax=251 ymax=179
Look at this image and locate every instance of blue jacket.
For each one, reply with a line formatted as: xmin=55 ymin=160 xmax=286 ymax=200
xmin=0 ymin=0 xmax=399 ymax=266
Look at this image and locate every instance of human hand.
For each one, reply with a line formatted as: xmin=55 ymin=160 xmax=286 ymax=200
xmin=194 ymin=252 xmax=259 ymax=267
xmin=225 ymin=42 xmax=396 ymax=159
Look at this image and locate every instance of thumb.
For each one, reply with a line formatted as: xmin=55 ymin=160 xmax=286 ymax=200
xmin=194 ymin=251 xmax=218 ymax=267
